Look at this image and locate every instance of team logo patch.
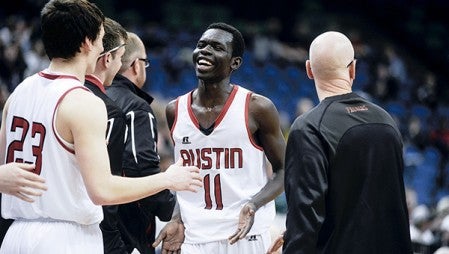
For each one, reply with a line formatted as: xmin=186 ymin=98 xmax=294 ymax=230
xmin=248 ymin=235 xmax=257 ymax=241
xmin=182 ymin=136 xmax=191 ymax=144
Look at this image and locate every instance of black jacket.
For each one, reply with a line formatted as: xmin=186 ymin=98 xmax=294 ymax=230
xmin=85 ymin=76 xmax=128 ymax=254
xmin=106 ymin=74 xmax=175 ymax=254
xmin=283 ymin=93 xmax=412 ymax=254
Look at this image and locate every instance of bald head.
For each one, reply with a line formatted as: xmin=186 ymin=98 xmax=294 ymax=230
xmin=308 ymin=31 xmax=354 ymax=80
xmin=119 ymin=32 xmax=145 ymax=73
xmin=118 ymin=32 xmax=147 ymax=89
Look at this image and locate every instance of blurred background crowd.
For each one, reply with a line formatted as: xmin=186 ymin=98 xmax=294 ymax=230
xmin=1 ymin=0 xmax=449 ymax=253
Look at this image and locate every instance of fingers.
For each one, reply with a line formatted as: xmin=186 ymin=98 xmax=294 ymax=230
xmin=184 ymin=168 xmax=203 ymax=192
xmin=16 ymin=163 xmax=47 ymax=191
xmin=23 ymin=171 xmax=45 ymax=183
xmin=22 ymin=170 xmax=46 ymax=183
xmin=267 ymin=237 xmax=284 ymax=254
xmin=174 ymin=158 xmax=183 ymax=166
xmin=228 ymin=229 xmax=240 ymax=244
xmin=23 ymin=178 xmax=47 ymax=191
xmin=14 ymin=192 xmax=34 ymax=203
xmin=228 ymin=222 xmax=253 ymax=244
xmin=14 ymin=162 xmax=35 ymax=172
xmin=191 ymin=178 xmax=203 ymax=188
xmin=152 ymin=231 xmax=166 ymax=248
xmin=188 ymin=165 xmax=200 ymax=173
xmin=161 ymin=245 xmax=181 ymax=254
xmin=21 ymin=176 xmax=48 ymax=191
xmin=18 ymin=186 xmax=45 ymax=197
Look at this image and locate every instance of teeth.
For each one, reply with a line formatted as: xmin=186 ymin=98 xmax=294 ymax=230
xmin=198 ymin=59 xmax=212 ymax=66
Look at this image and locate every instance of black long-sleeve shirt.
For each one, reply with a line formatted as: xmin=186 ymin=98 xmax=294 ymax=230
xmin=85 ymin=76 xmax=128 ymax=254
xmin=283 ymin=92 xmax=412 ymax=254
xmin=106 ymin=74 xmax=175 ymax=254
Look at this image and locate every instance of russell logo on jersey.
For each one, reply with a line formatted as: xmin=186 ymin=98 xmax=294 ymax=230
xmin=182 ymin=136 xmax=191 ymax=144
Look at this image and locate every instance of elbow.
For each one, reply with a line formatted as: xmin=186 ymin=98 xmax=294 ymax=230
xmin=85 ymin=175 xmax=118 ymax=206
xmin=88 ymin=191 xmax=115 ymax=206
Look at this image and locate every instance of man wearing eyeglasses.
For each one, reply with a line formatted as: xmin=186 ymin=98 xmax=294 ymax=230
xmin=84 ymin=17 xmax=129 ymax=254
xmin=106 ymin=32 xmax=175 ymax=254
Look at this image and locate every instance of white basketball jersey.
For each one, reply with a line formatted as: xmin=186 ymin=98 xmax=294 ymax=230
xmin=172 ymin=85 xmax=275 ymax=244
xmin=1 ymin=70 xmax=103 ymax=225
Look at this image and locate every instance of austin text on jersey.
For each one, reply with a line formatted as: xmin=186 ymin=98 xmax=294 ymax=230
xmin=179 ymin=147 xmax=243 ymax=169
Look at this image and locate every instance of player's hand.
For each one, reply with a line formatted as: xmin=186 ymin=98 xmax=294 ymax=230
xmin=153 ymin=220 xmax=185 ymax=254
xmin=164 ymin=159 xmax=202 ymax=192
xmin=0 ymin=163 xmax=47 ymax=202
xmin=266 ymin=231 xmax=285 ymax=254
xmin=228 ymin=203 xmax=256 ymax=244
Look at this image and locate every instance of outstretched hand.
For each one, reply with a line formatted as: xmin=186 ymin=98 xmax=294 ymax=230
xmin=0 ymin=163 xmax=47 ymax=202
xmin=165 ymin=159 xmax=202 ymax=192
xmin=153 ymin=220 xmax=185 ymax=254
xmin=228 ymin=203 xmax=256 ymax=244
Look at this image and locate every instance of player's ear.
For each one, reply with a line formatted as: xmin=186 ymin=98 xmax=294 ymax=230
xmin=349 ymin=59 xmax=356 ymax=80
xmin=81 ymin=37 xmax=93 ymax=54
xmin=96 ymin=53 xmax=107 ymax=68
xmin=306 ymin=60 xmax=314 ymax=79
xmin=230 ymin=56 xmax=242 ymax=71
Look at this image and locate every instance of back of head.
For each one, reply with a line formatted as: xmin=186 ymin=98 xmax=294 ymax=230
xmin=119 ymin=32 xmax=143 ymax=73
xmin=207 ymin=22 xmax=245 ymax=58
xmin=309 ymin=31 xmax=354 ymax=80
xmin=102 ymin=17 xmax=128 ymax=54
xmin=41 ymin=0 xmax=104 ymax=60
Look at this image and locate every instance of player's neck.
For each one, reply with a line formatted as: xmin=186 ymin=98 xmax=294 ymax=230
xmin=48 ymin=58 xmax=87 ymax=83
xmin=195 ymin=82 xmax=233 ymax=108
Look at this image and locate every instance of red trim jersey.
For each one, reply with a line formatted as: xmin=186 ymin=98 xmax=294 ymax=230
xmin=171 ymin=85 xmax=275 ymax=244
xmin=1 ymin=70 xmax=103 ymax=225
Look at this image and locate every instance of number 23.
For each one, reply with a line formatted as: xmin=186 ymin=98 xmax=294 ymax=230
xmin=6 ymin=116 xmax=46 ymax=175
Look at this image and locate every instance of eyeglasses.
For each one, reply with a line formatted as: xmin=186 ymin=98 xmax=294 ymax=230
xmin=98 ymin=43 xmax=126 ymax=58
xmin=131 ymin=58 xmax=150 ymax=68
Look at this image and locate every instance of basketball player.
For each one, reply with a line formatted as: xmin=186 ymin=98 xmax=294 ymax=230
xmin=282 ymin=31 xmax=412 ymax=253
xmin=0 ymin=1 xmax=201 ymax=253
xmin=84 ymin=17 xmax=128 ymax=253
xmin=153 ymin=22 xmax=285 ymax=254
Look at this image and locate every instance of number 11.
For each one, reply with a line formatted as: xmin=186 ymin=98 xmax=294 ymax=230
xmin=204 ymin=173 xmax=223 ymax=210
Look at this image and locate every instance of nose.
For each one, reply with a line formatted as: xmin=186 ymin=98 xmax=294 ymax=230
xmin=199 ymin=45 xmax=213 ymax=55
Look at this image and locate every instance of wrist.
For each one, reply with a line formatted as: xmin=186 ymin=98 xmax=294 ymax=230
xmin=246 ymin=202 xmax=257 ymax=211
xmin=171 ymin=216 xmax=183 ymax=224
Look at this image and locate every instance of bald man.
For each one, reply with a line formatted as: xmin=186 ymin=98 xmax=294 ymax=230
xmin=282 ymin=31 xmax=412 ymax=253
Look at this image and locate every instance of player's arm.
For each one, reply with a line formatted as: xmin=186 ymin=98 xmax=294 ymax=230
xmin=165 ymin=99 xmax=177 ymax=131
xmin=59 ymin=90 xmax=201 ymax=205
xmin=246 ymin=94 xmax=285 ymax=208
xmin=229 ymin=93 xmax=286 ymax=244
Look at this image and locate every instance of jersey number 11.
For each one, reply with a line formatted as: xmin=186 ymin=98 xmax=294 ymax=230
xmin=204 ymin=173 xmax=223 ymax=210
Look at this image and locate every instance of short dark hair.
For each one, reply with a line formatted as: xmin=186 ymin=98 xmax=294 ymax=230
xmin=207 ymin=22 xmax=245 ymax=58
xmin=41 ymin=0 xmax=104 ymax=60
xmin=102 ymin=17 xmax=128 ymax=56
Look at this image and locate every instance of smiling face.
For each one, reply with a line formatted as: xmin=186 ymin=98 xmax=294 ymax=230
xmin=192 ymin=28 xmax=235 ymax=83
